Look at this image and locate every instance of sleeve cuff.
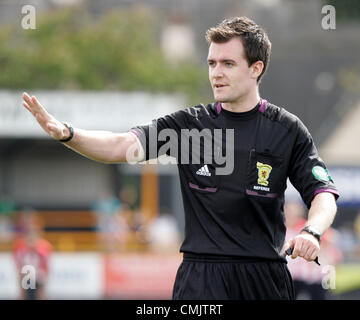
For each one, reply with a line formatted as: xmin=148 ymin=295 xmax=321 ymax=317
xmin=314 ymin=188 xmax=340 ymax=201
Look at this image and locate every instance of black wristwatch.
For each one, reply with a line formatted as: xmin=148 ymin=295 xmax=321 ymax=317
xmin=301 ymin=226 xmax=322 ymax=244
xmin=59 ymin=123 xmax=74 ymax=142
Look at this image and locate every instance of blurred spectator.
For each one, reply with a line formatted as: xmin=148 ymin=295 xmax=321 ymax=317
xmin=284 ymin=201 xmax=343 ymax=300
xmin=146 ymin=209 xmax=181 ymax=253
xmin=337 ymin=220 xmax=359 ymax=262
xmin=13 ymin=209 xmax=52 ymax=300
xmin=119 ymin=185 xmax=139 ymax=211
xmin=92 ymin=191 xmax=128 ymax=252
xmin=118 ymin=185 xmax=149 ymax=248
xmin=0 ymin=193 xmax=16 ymax=243
xmin=354 ymin=211 xmax=360 ymax=259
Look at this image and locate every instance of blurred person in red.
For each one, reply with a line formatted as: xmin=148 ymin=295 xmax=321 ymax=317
xmin=13 ymin=210 xmax=52 ymax=300
xmin=284 ymin=201 xmax=343 ymax=299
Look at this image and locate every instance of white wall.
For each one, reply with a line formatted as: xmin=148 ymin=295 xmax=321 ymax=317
xmin=0 ymin=90 xmax=185 ymax=138
xmin=0 ymin=252 xmax=103 ymax=300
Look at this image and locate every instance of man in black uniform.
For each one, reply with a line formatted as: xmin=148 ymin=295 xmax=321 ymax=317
xmin=22 ymin=17 xmax=339 ymax=300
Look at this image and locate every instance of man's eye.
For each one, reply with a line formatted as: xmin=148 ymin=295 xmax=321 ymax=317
xmin=225 ymin=62 xmax=233 ymax=67
xmin=208 ymin=61 xmax=215 ymax=66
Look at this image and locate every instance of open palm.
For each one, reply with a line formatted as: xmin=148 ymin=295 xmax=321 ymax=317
xmin=22 ymin=92 xmax=68 ymax=140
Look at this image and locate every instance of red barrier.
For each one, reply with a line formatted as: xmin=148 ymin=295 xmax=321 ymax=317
xmin=104 ymin=253 xmax=182 ymax=299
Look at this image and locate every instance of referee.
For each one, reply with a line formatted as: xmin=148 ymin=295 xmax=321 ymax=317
xmin=22 ymin=16 xmax=339 ymax=300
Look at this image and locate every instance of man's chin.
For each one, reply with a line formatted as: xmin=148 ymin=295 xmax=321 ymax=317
xmin=216 ymin=98 xmax=230 ymax=103
xmin=214 ymin=95 xmax=228 ymax=103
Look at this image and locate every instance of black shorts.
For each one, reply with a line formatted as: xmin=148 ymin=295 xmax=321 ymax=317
xmin=172 ymin=253 xmax=295 ymax=300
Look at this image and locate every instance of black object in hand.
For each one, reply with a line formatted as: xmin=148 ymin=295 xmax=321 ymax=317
xmin=285 ymin=247 xmax=320 ymax=266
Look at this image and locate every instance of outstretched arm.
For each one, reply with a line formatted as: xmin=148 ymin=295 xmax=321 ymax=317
xmin=22 ymin=92 xmax=143 ymax=163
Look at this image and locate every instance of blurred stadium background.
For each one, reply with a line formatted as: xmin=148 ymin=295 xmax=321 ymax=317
xmin=0 ymin=0 xmax=360 ymax=300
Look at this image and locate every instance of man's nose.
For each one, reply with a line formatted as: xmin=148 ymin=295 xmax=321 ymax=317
xmin=211 ymin=65 xmax=224 ymax=79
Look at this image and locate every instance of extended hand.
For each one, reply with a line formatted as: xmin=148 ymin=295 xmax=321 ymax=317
xmin=282 ymin=232 xmax=320 ymax=262
xmin=22 ymin=92 xmax=70 ymax=140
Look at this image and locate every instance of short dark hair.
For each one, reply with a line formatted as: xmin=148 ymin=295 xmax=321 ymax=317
xmin=205 ymin=17 xmax=271 ymax=83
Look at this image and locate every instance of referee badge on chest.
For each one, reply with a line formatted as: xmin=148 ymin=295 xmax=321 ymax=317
xmin=246 ymin=150 xmax=283 ymax=199
xmin=256 ymin=162 xmax=272 ymax=186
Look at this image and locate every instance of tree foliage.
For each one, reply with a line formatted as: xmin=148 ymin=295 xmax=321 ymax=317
xmin=0 ymin=6 xmax=209 ymax=103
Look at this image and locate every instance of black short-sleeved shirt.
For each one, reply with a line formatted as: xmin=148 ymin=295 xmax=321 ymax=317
xmin=130 ymin=99 xmax=339 ymax=262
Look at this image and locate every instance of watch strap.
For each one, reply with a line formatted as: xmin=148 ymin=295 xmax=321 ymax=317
xmin=301 ymin=226 xmax=321 ymax=244
xmin=59 ymin=123 xmax=74 ymax=142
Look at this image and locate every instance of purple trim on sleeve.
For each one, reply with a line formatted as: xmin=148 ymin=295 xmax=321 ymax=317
xmin=259 ymin=99 xmax=267 ymax=113
xmin=189 ymin=182 xmax=217 ymax=193
xmin=128 ymin=129 xmax=141 ymax=138
xmin=246 ymin=189 xmax=278 ymax=198
xmin=216 ymin=102 xmax=222 ymax=115
xmin=314 ymin=188 xmax=340 ymax=199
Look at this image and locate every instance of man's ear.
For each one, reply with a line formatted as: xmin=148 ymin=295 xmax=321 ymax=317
xmin=251 ymin=61 xmax=264 ymax=80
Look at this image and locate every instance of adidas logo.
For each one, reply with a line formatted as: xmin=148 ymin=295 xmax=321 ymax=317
xmin=196 ymin=165 xmax=211 ymax=176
